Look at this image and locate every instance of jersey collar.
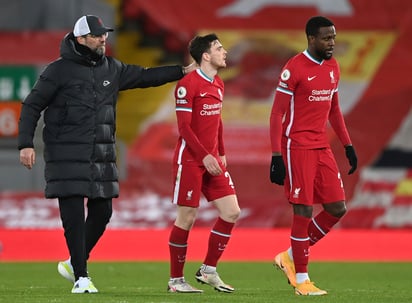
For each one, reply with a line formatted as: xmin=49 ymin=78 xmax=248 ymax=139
xmin=303 ymin=49 xmax=324 ymax=65
xmin=196 ymin=68 xmax=214 ymax=83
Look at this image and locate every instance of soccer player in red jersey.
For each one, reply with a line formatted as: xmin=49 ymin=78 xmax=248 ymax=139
xmin=269 ymin=16 xmax=358 ymax=296
xmin=167 ymin=34 xmax=241 ymax=293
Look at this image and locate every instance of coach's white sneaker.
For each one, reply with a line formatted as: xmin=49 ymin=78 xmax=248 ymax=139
xmin=71 ymin=277 xmax=98 ymax=294
xmin=57 ymin=259 xmax=75 ymax=283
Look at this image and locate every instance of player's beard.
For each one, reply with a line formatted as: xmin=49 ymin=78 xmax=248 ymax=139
xmin=95 ymin=45 xmax=106 ymax=56
xmin=212 ymin=60 xmax=226 ymax=71
xmin=321 ymin=49 xmax=333 ymax=60
xmin=218 ymin=58 xmax=227 ymax=69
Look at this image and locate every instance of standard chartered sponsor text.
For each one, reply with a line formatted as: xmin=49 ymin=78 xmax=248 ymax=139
xmin=200 ymin=103 xmax=222 ymax=115
xmin=309 ymin=89 xmax=333 ymax=102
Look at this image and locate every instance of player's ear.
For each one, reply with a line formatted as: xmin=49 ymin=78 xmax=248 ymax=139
xmin=202 ymin=51 xmax=211 ymax=63
xmin=307 ymin=35 xmax=316 ymax=46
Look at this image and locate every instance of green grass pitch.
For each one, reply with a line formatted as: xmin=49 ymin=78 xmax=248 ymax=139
xmin=0 ymin=261 xmax=411 ymax=303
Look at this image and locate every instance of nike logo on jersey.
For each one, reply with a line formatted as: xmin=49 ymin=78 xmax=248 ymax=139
xmin=200 ymin=92 xmax=207 ymax=97
xmin=307 ymin=76 xmax=316 ymax=81
xmin=103 ymin=80 xmax=111 ymax=86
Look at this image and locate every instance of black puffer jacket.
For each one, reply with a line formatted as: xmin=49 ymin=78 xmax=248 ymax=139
xmin=18 ymin=32 xmax=184 ymax=199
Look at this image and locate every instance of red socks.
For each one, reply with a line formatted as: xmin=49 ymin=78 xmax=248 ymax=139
xmin=203 ymin=217 xmax=235 ymax=267
xmin=291 ymin=214 xmax=311 ymax=273
xmin=308 ymin=210 xmax=340 ymax=246
xmin=291 ymin=211 xmax=341 ymax=273
xmin=169 ymin=225 xmax=189 ymax=278
xmin=169 ymin=218 xmax=234 ymax=278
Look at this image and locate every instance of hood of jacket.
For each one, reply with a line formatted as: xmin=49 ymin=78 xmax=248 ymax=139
xmin=60 ymin=32 xmax=104 ymax=66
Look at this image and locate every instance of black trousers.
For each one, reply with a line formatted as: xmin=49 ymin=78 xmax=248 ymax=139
xmin=58 ymin=196 xmax=112 ymax=280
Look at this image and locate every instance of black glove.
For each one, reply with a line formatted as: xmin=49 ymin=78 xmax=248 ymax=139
xmin=270 ymin=155 xmax=286 ymax=185
xmin=345 ymin=145 xmax=357 ymax=175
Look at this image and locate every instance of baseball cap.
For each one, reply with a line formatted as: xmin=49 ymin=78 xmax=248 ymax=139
xmin=73 ymin=15 xmax=114 ymax=37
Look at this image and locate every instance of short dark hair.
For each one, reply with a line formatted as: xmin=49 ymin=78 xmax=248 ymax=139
xmin=189 ymin=33 xmax=219 ymax=64
xmin=305 ymin=16 xmax=334 ymax=37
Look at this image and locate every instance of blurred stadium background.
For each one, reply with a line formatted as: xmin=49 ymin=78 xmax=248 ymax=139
xmin=0 ymin=0 xmax=411 ymax=260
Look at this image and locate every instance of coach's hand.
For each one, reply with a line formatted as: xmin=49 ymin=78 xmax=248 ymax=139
xmin=270 ymin=155 xmax=286 ymax=185
xmin=345 ymin=145 xmax=358 ymax=175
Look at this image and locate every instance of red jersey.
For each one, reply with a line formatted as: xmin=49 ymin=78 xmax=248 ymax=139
xmin=270 ymin=50 xmax=351 ymax=152
xmin=173 ymin=69 xmax=225 ymax=165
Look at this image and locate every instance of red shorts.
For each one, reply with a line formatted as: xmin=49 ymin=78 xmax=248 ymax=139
xmin=172 ymin=161 xmax=236 ymax=207
xmin=283 ymin=148 xmax=345 ymax=205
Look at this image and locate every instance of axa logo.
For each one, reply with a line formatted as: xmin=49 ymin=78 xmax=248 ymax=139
xmin=103 ymin=80 xmax=111 ymax=87
xmin=293 ymin=187 xmax=301 ymax=198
